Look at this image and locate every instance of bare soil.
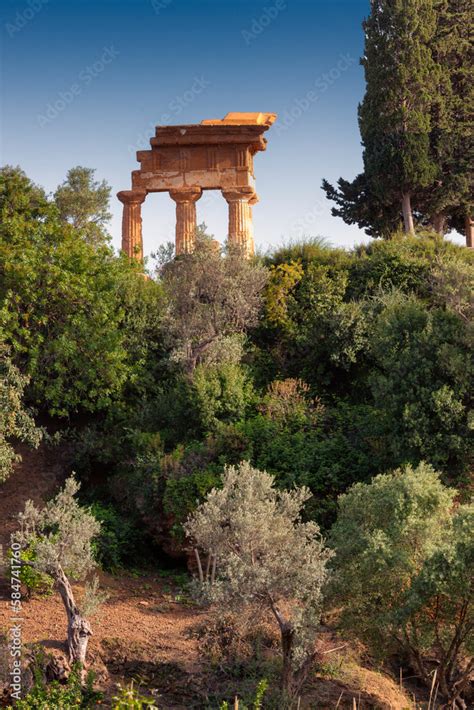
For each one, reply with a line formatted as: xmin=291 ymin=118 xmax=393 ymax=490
xmin=0 ymin=445 xmax=414 ymax=709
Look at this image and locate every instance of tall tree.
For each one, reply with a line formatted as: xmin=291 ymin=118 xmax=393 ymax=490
xmin=424 ymin=0 xmax=473 ymax=243
xmin=324 ymin=0 xmax=440 ymax=236
xmin=54 ymin=166 xmax=111 ymax=246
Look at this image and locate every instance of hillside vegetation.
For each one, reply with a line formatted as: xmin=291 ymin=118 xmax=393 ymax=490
xmin=0 ymin=163 xmax=472 ymax=708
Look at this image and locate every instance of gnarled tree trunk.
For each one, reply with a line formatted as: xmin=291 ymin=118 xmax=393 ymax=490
xmin=280 ymin=620 xmax=295 ymax=696
xmin=402 ymin=193 xmax=415 ymax=235
xmin=55 ymin=566 xmax=92 ymax=669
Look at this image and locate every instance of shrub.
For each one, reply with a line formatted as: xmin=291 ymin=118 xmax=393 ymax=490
xmin=185 ymin=462 xmax=332 ymax=699
xmin=111 ymin=682 xmax=158 ymax=709
xmin=8 ymin=665 xmax=101 ymax=709
xmin=89 ymin=502 xmax=145 ymax=572
xmin=368 ymin=292 xmax=472 ymax=476
xmin=330 ymin=462 xmax=473 ymax=708
xmin=7 ymin=542 xmax=53 ymax=598
xmin=191 ymin=362 xmax=255 ymax=431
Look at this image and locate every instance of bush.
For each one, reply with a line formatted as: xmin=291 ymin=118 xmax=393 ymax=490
xmin=368 ymin=292 xmax=472 ymax=476
xmin=185 ymin=462 xmax=332 ymax=698
xmin=8 ymin=665 xmax=101 ymax=709
xmin=111 ymin=682 xmax=158 ymax=709
xmin=330 ymin=462 xmax=473 ymax=707
xmin=89 ymin=502 xmax=146 ymax=572
xmin=191 ymin=362 xmax=255 ymax=432
xmin=7 ymin=542 xmax=54 ymax=598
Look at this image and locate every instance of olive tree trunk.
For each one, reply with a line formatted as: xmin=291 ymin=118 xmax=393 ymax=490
xmin=55 ymin=566 xmax=92 ymax=668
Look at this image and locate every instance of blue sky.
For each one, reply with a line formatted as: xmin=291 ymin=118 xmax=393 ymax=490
xmin=1 ymin=0 xmax=376 ymax=254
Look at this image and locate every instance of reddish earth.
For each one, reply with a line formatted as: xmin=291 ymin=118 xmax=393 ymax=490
xmin=0 ymin=445 xmax=414 ymax=708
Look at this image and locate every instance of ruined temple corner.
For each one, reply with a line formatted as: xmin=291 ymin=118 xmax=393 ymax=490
xmin=118 ymin=112 xmax=277 ymax=261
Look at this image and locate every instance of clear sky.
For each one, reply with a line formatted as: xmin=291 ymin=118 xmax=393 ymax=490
xmin=1 ymin=0 xmax=377 ymax=254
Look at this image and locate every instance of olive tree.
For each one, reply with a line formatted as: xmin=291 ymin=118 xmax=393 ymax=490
xmin=330 ymin=463 xmax=473 ymax=709
xmin=13 ymin=477 xmax=103 ymax=669
xmin=160 ymin=237 xmax=268 ymax=372
xmin=185 ymin=461 xmax=333 ymax=698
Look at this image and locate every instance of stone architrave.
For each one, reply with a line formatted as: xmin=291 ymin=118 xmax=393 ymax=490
xmin=117 ymin=190 xmax=147 ymax=260
xmin=169 ymin=187 xmax=202 ymax=255
xmin=117 ymin=112 xmax=276 ymax=260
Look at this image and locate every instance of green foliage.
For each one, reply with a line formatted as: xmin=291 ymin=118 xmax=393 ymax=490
xmin=369 ymin=291 xmax=472 ymax=474
xmin=0 ymin=345 xmax=41 ymax=482
xmin=236 ymin=400 xmax=389 ymax=528
xmin=9 ymin=665 xmax=101 ymax=709
xmin=191 ymin=362 xmax=255 ymax=432
xmin=89 ymin=502 xmax=146 ymax=572
xmin=424 ymin=0 xmax=473 ymax=231
xmin=163 ymin=465 xmax=222 ymax=537
xmin=0 ymin=166 xmax=50 ymax=222
xmin=0 ymin=166 xmax=165 ymax=417
xmin=7 ymin=542 xmax=54 ymax=598
xmin=111 ymin=682 xmax=158 ymax=709
xmin=330 ymin=462 xmax=473 ymax=703
xmin=219 ymin=679 xmax=269 ymax=710
xmin=54 ymin=166 xmax=112 ymax=246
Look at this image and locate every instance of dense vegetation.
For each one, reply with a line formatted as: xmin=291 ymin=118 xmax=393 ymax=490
xmin=1 ymin=4 xmax=472 ymax=706
xmin=1 ymin=161 xmax=472 ymax=707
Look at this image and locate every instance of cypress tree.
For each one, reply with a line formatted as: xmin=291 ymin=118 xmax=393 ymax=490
xmin=324 ymin=0 xmax=440 ymax=237
xmin=425 ymin=0 xmax=473 ymax=244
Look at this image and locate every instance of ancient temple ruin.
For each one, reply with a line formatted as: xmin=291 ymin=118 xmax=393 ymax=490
xmin=117 ymin=112 xmax=276 ymax=259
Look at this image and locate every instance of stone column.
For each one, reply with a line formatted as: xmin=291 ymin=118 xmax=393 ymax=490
xmin=222 ymin=187 xmax=257 ymax=257
xmin=169 ymin=187 xmax=202 ymax=255
xmin=117 ymin=190 xmax=147 ymax=260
